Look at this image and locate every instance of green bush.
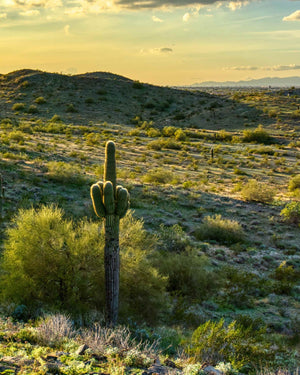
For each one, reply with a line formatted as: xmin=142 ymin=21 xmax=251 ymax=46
xmin=288 ymin=174 xmax=300 ymax=196
xmin=0 ymin=207 xmax=166 ymax=322
xmin=162 ymin=126 xmax=177 ymax=137
xmin=280 ymin=201 xmax=300 ymax=225
xmin=241 ymin=179 xmax=275 ymax=203
xmin=152 ymin=251 xmax=218 ymax=301
xmin=272 ymin=260 xmax=300 ymax=295
xmin=157 ymin=224 xmax=191 ymax=253
xmin=46 ymin=161 xmax=86 ymax=185
xmin=12 ymin=103 xmax=25 ymax=111
xmin=194 ymin=215 xmax=245 ymax=245
xmin=242 ymin=125 xmax=272 ymax=144
xmin=8 ymin=130 xmax=25 ymax=143
xmin=142 ymin=167 xmax=176 ymax=185
xmin=28 ymin=104 xmax=38 ymax=114
xmin=187 ymin=318 xmax=274 ymax=371
xmin=34 ymin=96 xmax=46 ymax=104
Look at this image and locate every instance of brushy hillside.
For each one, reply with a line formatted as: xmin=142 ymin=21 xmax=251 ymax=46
xmin=0 ymin=70 xmax=299 ymax=374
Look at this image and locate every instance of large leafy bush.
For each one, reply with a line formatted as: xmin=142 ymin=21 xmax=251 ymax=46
xmin=0 ymin=206 xmax=166 ymax=322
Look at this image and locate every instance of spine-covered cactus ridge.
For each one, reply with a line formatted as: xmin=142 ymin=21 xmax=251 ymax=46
xmin=90 ymin=141 xmax=129 ymax=221
xmin=90 ymin=140 xmax=129 ymax=326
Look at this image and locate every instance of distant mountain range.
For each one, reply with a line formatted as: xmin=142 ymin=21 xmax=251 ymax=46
xmin=186 ymin=76 xmax=300 ymax=88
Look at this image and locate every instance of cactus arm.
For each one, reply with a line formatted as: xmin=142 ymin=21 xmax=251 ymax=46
xmin=90 ymin=183 xmax=106 ymax=218
xmin=116 ymin=188 xmax=129 ymax=218
xmin=103 ymin=181 xmax=115 ymax=215
xmin=104 ymin=141 xmax=116 ymax=194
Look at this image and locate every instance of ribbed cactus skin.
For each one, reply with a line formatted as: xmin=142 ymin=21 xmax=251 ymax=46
xmin=104 ymin=141 xmax=117 ymax=195
xmin=90 ymin=141 xmax=129 ymax=326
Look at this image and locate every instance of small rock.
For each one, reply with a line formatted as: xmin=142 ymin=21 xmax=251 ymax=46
xmin=76 ymin=343 xmax=89 ymax=355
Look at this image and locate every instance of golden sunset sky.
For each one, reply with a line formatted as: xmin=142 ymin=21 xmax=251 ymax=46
xmin=0 ymin=0 xmax=300 ymax=85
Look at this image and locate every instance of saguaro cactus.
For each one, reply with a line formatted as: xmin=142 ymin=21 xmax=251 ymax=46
xmin=90 ymin=141 xmax=129 ymax=326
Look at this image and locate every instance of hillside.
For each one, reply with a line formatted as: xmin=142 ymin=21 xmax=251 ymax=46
xmin=0 ymin=69 xmax=265 ymax=131
xmin=0 ymin=69 xmax=299 ymax=374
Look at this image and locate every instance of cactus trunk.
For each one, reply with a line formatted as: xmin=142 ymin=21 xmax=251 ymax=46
xmin=104 ymin=215 xmax=120 ymax=326
xmin=90 ymin=141 xmax=129 ymax=327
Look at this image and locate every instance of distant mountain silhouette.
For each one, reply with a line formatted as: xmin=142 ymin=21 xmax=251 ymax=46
xmin=188 ymin=76 xmax=300 ymax=88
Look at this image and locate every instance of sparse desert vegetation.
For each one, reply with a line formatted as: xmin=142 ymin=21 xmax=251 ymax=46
xmin=0 ymin=70 xmax=299 ymax=374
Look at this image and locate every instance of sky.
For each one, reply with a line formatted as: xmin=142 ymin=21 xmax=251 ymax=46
xmin=0 ymin=0 xmax=299 ymax=85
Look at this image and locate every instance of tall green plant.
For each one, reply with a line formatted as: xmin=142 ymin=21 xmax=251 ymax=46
xmin=90 ymin=141 xmax=129 ymax=326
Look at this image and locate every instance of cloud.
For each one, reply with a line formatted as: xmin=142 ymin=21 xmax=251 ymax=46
xmin=182 ymin=11 xmax=190 ymax=21
xmin=64 ymin=23 xmax=70 ymax=34
xmin=224 ymin=64 xmax=300 ymax=71
xmin=283 ymin=10 xmax=300 ymax=21
xmin=2 ymin=0 xmax=62 ymax=8
xmin=0 ymin=13 xmax=7 ymax=19
xmin=114 ymin=0 xmax=252 ymax=10
xmin=152 ymin=15 xmax=163 ymax=21
xmin=64 ymin=6 xmax=85 ymax=16
xmin=272 ymin=64 xmax=300 ymax=71
xmin=19 ymin=9 xmax=40 ymax=15
xmin=227 ymin=1 xmax=248 ymax=11
xmin=224 ymin=66 xmax=258 ymax=71
xmin=140 ymin=46 xmax=173 ymax=54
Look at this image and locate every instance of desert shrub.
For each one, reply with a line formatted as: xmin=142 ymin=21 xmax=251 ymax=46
xmin=218 ymin=265 xmax=272 ymax=308
xmin=50 ymin=114 xmax=62 ymax=122
xmin=85 ymin=97 xmax=94 ymax=104
xmin=119 ymin=213 xmax=168 ymax=323
xmin=157 ymin=224 xmax=191 ymax=253
xmin=241 ymin=179 xmax=275 ymax=203
xmin=8 ymin=130 xmax=25 ymax=143
xmin=280 ymin=201 xmax=300 ymax=225
xmin=162 ymin=126 xmax=177 ymax=137
xmin=187 ymin=318 xmax=274 ymax=371
xmin=66 ymin=103 xmax=77 ymax=113
xmin=272 ymin=260 xmax=300 ymax=295
xmin=0 ymin=206 xmax=102 ymax=313
xmin=174 ymin=129 xmax=187 ymax=141
xmin=143 ymin=167 xmax=175 ymax=185
xmin=132 ymin=80 xmax=143 ymax=89
xmin=12 ymin=103 xmax=25 ymax=111
xmin=85 ymin=132 xmax=102 ymax=146
xmin=152 ymin=251 xmax=218 ymax=301
xmin=46 ymin=161 xmax=86 ymax=185
xmin=34 ymin=96 xmax=46 ymax=104
xmin=28 ymin=104 xmax=38 ymax=114
xmin=288 ymin=174 xmax=300 ymax=196
xmin=147 ymin=128 xmax=161 ymax=137
xmin=36 ymin=314 xmax=75 ymax=347
xmin=242 ymin=125 xmax=272 ymax=144
xmin=291 ymin=110 xmax=300 ymax=119
xmin=194 ymin=215 xmax=245 ymax=245
xmin=0 ymin=207 xmax=166 ymax=322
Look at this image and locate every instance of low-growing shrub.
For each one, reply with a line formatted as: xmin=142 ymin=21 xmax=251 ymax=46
xmin=194 ymin=215 xmax=245 ymax=245
xmin=288 ymin=174 xmax=300 ymax=196
xmin=28 ymin=104 xmax=38 ymax=114
xmin=272 ymin=260 xmax=300 ymax=295
xmin=280 ymin=201 xmax=300 ymax=225
xmin=143 ymin=167 xmax=176 ymax=185
xmin=12 ymin=103 xmax=25 ymax=111
xmin=47 ymin=161 xmax=86 ymax=185
xmin=242 ymin=125 xmax=272 ymax=144
xmin=241 ymin=179 xmax=275 ymax=203
xmin=152 ymin=251 xmax=218 ymax=301
xmin=187 ymin=318 xmax=274 ymax=371
xmin=157 ymin=224 xmax=191 ymax=253
xmin=34 ymin=96 xmax=46 ymax=104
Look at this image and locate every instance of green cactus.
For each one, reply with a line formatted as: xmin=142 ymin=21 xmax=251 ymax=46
xmin=90 ymin=141 xmax=129 ymax=326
